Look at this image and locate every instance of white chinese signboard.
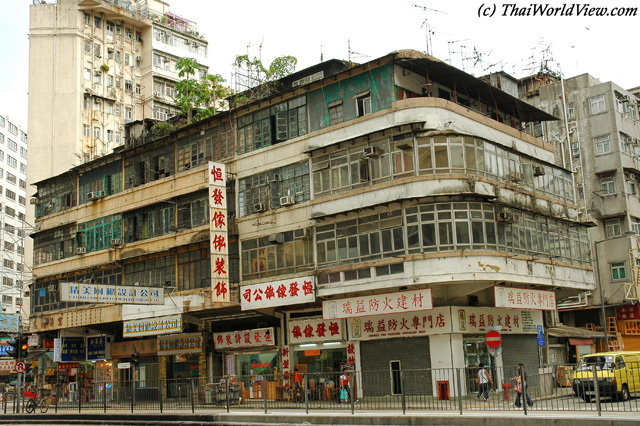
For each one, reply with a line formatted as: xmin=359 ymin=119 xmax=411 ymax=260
xmin=157 ymin=332 xmax=203 ymax=356
xmin=347 ymin=307 xmax=450 ymax=341
xmin=322 ymin=288 xmax=433 ymax=320
xmin=452 ymin=306 xmax=543 ymax=334
xmin=213 ymin=327 xmax=275 ymax=350
xmin=60 ymin=282 xmax=164 ymax=305
xmin=209 ymin=162 xmax=229 ymax=303
xmin=494 ymin=286 xmax=556 ymax=311
xmin=123 ymin=315 xmax=182 ymax=338
xmin=0 ymin=314 xmax=19 ymax=333
xmin=241 ymin=276 xmax=315 ymax=310
xmin=288 ymin=318 xmax=344 ymax=344
xmin=0 ymin=360 xmax=15 ymax=371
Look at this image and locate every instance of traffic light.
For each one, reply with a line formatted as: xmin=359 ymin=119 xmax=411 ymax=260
xmin=131 ymin=352 xmax=139 ymax=366
xmin=6 ymin=336 xmax=20 ymax=360
xmin=20 ymin=336 xmax=29 ymax=359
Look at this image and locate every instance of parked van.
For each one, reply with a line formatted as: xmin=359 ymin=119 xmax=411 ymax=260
xmin=572 ymin=351 xmax=640 ymax=402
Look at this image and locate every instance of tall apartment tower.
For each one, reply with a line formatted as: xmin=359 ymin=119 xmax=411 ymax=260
xmin=0 ymin=114 xmax=29 ymax=323
xmin=27 ymin=0 xmax=208 ymax=186
xmin=527 ymin=74 xmax=640 ymax=351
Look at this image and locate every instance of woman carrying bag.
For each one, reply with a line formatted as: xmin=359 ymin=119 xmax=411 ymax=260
xmin=512 ymin=366 xmax=533 ymax=408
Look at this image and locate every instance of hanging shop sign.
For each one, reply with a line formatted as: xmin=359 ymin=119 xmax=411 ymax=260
xmin=86 ymin=336 xmax=108 ymax=361
xmin=0 ymin=360 xmax=15 ymax=371
xmin=347 ymin=307 xmax=451 ymax=341
xmin=60 ymin=282 xmax=164 ymax=305
xmin=110 ymin=338 xmax=157 ymax=358
xmin=494 ymin=286 xmax=556 ymax=311
xmin=0 ymin=314 xmax=19 ymax=333
xmin=30 ymin=305 xmax=121 ymax=333
xmin=213 ymin=327 xmax=275 ymax=350
xmin=123 ymin=315 xmax=182 ymax=338
xmin=60 ymin=337 xmax=86 ymax=362
xmin=288 ymin=318 xmax=344 ymax=344
xmin=157 ymin=332 xmax=203 ymax=356
xmin=241 ymin=276 xmax=315 ymax=310
xmin=453 ymin=306 xmax=542 ymax=334
xmin=616 ymin=304 xmax=640 ymax=321
xmin=209 ymin=161 xmax=229 ymax=303
xmin=323 ymin=288 xmax=433 ymax=320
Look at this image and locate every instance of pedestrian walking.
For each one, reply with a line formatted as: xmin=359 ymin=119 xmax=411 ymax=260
xmin=476 ymin=363 xmax=492 ymax=401
xmin=339 ymin=369 xmax=350 ymax=404
xmin=512 ymin=366 xmax=533 ymax=408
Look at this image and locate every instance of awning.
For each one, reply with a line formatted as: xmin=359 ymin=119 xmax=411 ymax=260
xmin=569 ymin=338 xmax=594 ymax=346
xmin=548 ymin=324 xmax=604 ymax=339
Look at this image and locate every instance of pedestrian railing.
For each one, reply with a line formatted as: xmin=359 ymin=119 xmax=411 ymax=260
xmin=4 ymin=363 xmax=640 ymax=415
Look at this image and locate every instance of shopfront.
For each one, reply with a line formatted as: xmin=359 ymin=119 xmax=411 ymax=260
xmin=157 ymin=332 xmax=204 ymax=398
xmin=110 ymin=337 xmax=158 ymax=400
xmin=213 ymin=327 xmax=277 ymax=400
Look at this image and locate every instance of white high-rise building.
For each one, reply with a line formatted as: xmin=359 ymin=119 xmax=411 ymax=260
xmin=0 ymin=113 xmax=29 ymax=324
xmin=28 ymin=0 xmax=208 ymax=186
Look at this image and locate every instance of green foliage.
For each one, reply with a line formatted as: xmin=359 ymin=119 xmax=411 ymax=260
xmin=174 ymin=58 xmax=234 ymax=123
xmin=233 ymin=55 xmax=297 ymax=104
xmin=150 ymin=121 xmax=179 ymax=139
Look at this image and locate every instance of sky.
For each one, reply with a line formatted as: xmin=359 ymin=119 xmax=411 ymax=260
xmin=2 ymin=0 xmax=639 ymax=130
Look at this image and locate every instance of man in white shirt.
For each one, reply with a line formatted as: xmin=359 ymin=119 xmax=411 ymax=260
xmin=477 ymin=363 xmax=492 ymax=401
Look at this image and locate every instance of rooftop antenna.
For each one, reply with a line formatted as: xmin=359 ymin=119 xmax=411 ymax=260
xmin=468 ymin=46 xmax=492 ymax=75
xmin=412 ymin=3 xmax=447 ymax=56
xmin=347 ymin=39 xmax=369 ymax=64
xmin=320 ymin=44 xmax=324 ymax=62
xmin=447 ymin=38 xmax=469 ymax=65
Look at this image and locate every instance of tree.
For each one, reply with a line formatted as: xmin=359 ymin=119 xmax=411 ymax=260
xmin=174 ymin=58 xmax=234 ymax=123
xmin=233 ymin=55 xmax=297 ymax=104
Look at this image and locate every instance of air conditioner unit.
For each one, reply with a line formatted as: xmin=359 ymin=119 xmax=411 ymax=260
xmin=268 ymin=233 xmax=284 ymax=244
xmin=253 ymin=203 xmax=266 ymax=213
xmin=267 ymin=174 xmax=280 ymax=183
xmin=363 ymin=146 xmax=379 ymax=157
xmin=136 ymin=55 xmax=143 ymax=61
xmin=29 ymin=197 xmax=38 ymax=205
xmin=497 ymin=212 xmax=520 ymax=223
xmin=76 ymin=247 xmax=86 ymax=255
xmin=280 ymin=195 xmax=295 ymax=206
xmin=58 ymin=251 xmax=64 ymax=258
xmin=87 ymin=191 xmax=95 ymax=200
xmin=509 ymin=172 xmax=524 ymax=182
xmin=533 ymin=166 xmax=545 ymax=177
xmin=47 ymin=284 xmax=56 ymax=292
xmin=626 ymin=173 xmax=635 ymax=180
xmin=111 ymin=238 xmax=122 ymax=246
xmin=154 ymin=91 xmax=163 ymax=98
xmin=571 ymin=142 xmax=579 ymax=149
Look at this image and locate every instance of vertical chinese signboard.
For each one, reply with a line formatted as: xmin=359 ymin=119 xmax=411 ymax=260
xmin=209 ymin=162 xmax=229 ymax=303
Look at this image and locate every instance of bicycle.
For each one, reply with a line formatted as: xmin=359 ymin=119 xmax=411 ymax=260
xmin=24 ymin=391 xmax=49 ymax=414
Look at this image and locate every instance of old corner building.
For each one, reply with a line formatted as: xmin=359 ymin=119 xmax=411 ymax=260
xmin=29 ymin=49 xmax=594 ymax=401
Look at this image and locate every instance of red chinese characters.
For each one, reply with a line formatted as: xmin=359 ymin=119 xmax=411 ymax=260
xmin=240 ymin=277 xmax=316 ymax=309
xmin=289 ymin=319 xmax=343 ymax=343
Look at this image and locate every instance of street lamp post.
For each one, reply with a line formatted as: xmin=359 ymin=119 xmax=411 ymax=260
xmin=594 ymin=231 xmax=636 ymax=350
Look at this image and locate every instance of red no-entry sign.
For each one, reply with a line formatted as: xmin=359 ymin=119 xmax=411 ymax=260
xmin=485 ymin=330 xmax=502 ymax=348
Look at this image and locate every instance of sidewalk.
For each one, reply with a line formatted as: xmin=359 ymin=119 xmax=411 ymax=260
xmin=0 ymin=409 xmax=638 ymax=426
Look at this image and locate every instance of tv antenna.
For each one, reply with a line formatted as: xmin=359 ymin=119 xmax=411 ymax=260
xmin=347 ymin=39 xmax=369 ymax=64
xmin=447 ymin=38 xmax=469 ymax=64
xmin=412 ymin=3 xmax=447 ymax=56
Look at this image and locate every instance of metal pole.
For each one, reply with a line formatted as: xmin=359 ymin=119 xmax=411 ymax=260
xmin=103 ymin=381 xmax=107 ymax=413
xmin=456 ymin=368 xmax=463 ymax=415
xmin=594 ymin=365 xmax=601 ymax=416
xmin=263 ymin=376 xmax=268 ymax=414
xmin=159 ymin=379 xmax=163 ymax=413
xmin=54 ymin=382 xmax=58 ymax=414
xmin=78 ymin=377 xmax=82 ymax=414
xmin=225 ymin=378 xmax=229 ymax=413
xmin=305 ymin=373 xmax=309 ymax=414
xmin=349 ymin=372 xmax=354 ymax=415
xmin=400 ymin=370 xmax=406 ymax=415
xmin=190 ymin=379 xmax=195 ymax=413
xmin=131 ymin=376 xmax=134 ymax=413
xmin=519 ymin=364 xmax=527 ymax=416
xmin=595 ymin=242 xmax=609 ymax=348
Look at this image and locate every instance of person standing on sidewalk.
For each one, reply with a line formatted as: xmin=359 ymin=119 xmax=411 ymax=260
xmin=477 ymin=363 xmax=492 ymax=401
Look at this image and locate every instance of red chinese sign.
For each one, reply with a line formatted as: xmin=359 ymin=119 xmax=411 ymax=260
xmin=288 ymin=318 xmax=344 ymax=343
xmin=213 ymin=327 xmax=275 ymax=350
xmin=322 ymin=288 xmax=433 ymax=320
xmin=616 ymin=304 xmax=640 ymax=321
xmin=494 ymin=286 xmax=556 ymax=311
xmin=241 ymin=276 xmax=315 ymax=310
xmin=209 ymin=162 xmax=229 ymax=303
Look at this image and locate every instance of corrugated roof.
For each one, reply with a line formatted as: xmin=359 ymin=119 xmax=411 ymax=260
xmin=548 ymin=324 xmax=604 ymax=339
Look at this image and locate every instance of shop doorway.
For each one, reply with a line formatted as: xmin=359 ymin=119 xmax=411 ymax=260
xmin=390 ymin=360 xmax=402 ymax=395
xmin=463 ymin=336 xmax=493 ymax=393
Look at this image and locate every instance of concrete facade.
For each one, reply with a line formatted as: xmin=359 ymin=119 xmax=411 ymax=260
xmin=29 ymin=51 xmax=594 ymax=400
xmin=526 ymin=73 xmax=640 ymax=351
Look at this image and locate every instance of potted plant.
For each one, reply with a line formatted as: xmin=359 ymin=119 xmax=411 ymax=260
xmin=100 ymin=64 xmax=109 ymax=72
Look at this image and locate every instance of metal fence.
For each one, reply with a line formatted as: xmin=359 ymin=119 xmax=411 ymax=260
xmin=2 ymin=363 xmax=639 ymax=416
